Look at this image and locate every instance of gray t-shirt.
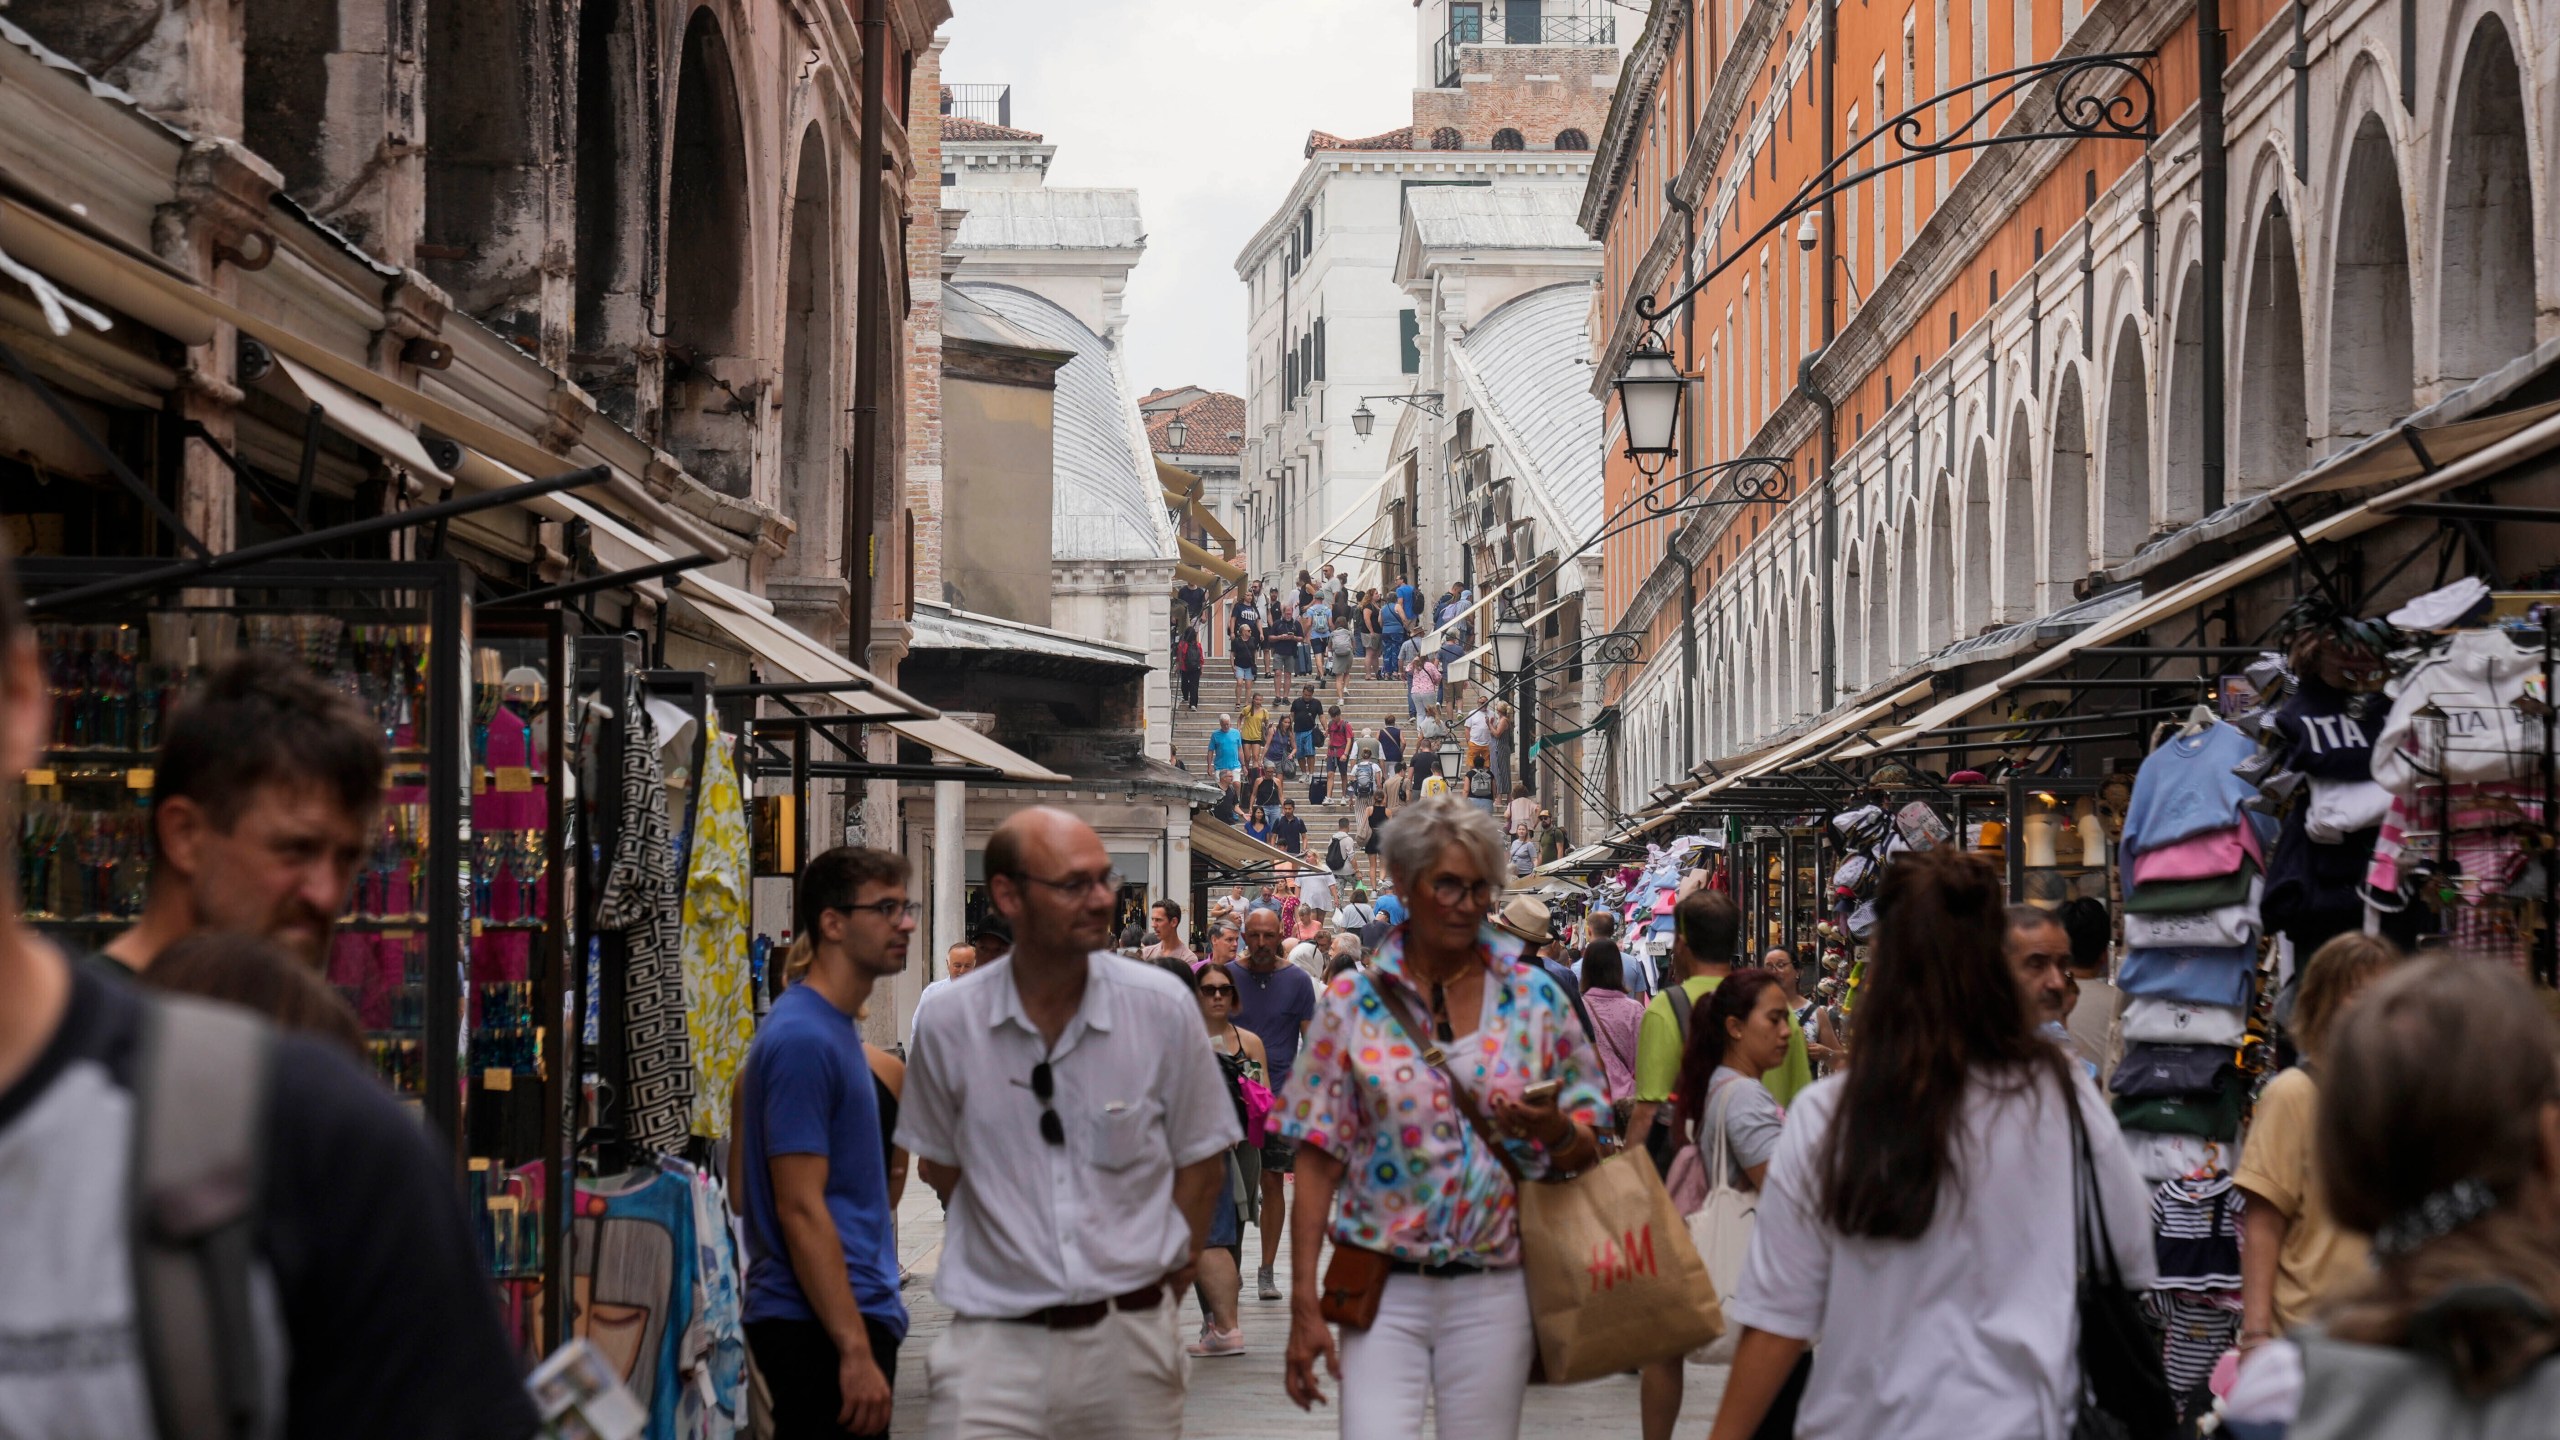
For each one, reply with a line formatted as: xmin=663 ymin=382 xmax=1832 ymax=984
xmin=1706 ymin=1065 xmax=1787 ymax=1187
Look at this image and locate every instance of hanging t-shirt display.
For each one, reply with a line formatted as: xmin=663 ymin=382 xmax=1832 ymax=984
xmin=572 ymin=1160 xmax=746 ymax=1440
xmin=681 ymin=714 xmax=756 ymax=1139
xmin=596 ymin=680 xmax=696 ymax=1156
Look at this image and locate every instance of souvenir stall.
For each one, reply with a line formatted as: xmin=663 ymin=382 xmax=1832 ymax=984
xmin=566 ymin=632 xmax=754 ymax=1438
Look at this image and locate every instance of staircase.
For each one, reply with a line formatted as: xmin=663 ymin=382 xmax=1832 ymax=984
xmin=1167 ymin=650 xmax=1490 ymax=820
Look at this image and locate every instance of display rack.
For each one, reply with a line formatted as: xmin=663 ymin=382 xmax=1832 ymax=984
xmin=2003 ymin=773 xmax=2120 ymax=911
xmin=16 ymin=558 xmax=471 ymax=1155
xmin=464 ymin=607 xmax=571 ymax=1358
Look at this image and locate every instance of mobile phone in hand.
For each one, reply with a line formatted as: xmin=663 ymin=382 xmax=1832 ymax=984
xmin=1520 ymin=1078 xmax=1562 ymax=1105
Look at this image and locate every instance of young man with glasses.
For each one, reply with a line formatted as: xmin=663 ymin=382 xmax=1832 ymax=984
xmin=737 ymin=847 xmax=918 ymax=1440
xmin=898 ymin=808 xmax=1237 ymax=1438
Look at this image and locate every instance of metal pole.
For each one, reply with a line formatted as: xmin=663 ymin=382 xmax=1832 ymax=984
xmin=2199 ymin=0 xmax=2228 ymax=513
xmin=845 ymin=0 xmax=891 ymax=661
xmin=1680 ymin=565 xmax=1700 ymax=770
xmin=1817 ymin=0 xmax=1841 ymax=711
xmin=28 ymin=466 xmax=609 ymax=611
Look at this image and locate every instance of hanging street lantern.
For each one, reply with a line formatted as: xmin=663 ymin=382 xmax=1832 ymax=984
xmin=1614 ymin=337 xmax=1685 ymax=472
xmin=1165 ymin=416 xmax=1188 ymax=449
xmin=1491 ymin=603 xmax=1530 ymax=680
xmin=1437 ymin=733 xmax=1463 ymax=779
xmin=1350 ymin=402 xmax=1376 ymax=438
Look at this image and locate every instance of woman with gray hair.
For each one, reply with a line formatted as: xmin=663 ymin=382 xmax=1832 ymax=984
xmin=1279 ymin=794 xmax=1608 ymax=1438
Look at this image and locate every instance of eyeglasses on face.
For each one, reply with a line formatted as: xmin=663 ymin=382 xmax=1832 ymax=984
xmin=831 ymin=898 xmax=923 ymax=923
xmin=1427 ymin=876 xmax=1498 ymax=908
xmin=1010 ymin=869 xmax=1124 ymax=898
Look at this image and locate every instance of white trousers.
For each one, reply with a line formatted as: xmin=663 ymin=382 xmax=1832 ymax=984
xmin=1337 ymin=1267 xmax=1536 ymax=1440
xmin=923 ymin=1301 xmax=1186 ymax=1439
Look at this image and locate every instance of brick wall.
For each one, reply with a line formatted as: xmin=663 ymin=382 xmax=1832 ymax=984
xmin=1410 ymin=44 xmax=1616 ymax=148
xmin=904 ymin=39 xmax=949 ymax=601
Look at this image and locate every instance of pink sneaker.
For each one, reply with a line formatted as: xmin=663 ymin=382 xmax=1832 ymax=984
xmin=1186 ymin=1327 xmax=1247 ymax=1358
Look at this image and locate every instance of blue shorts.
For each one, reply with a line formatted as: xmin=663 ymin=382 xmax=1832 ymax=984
xmin=1295 ymin=731 xmax=1318 ymax=759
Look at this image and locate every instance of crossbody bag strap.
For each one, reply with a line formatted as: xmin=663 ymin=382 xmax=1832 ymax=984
xmin=2059 ymin=1073 xmax=2127 ymax=1291
xmin=1701 ymin=1078 xmax=1743 ymax=1199
xmin=1368 ymin=976 xmax=1528 ymax=1184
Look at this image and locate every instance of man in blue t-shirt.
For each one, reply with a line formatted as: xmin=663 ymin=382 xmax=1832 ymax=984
xmin=739 ymin=846 xmax=916 ymax=1439
xmin=1207 ymin=713 xmax=1244 ymax=785
xmin=1229 ymin=907 xmax=1318 ymax=1301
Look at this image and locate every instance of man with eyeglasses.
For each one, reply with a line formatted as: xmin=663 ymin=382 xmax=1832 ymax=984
xmin=1230 ymin=906 xmax=1317 ymax=1302
xmin=736 ymin=846 xmax=918 ymax=1440
xmin=898 ymin=808 xmax=1237 ymax=1438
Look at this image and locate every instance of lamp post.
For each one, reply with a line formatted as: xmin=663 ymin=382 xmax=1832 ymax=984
xmin=1492 ymin=600 xmax=1532 ymax=801
xmin=1350 ymin=393 xmax=1445 ymax=439
xmin=1436 ymin=733 xmax=1463 ymax=786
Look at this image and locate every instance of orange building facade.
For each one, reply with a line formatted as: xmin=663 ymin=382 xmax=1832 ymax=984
xmin=1577 ymin=0 xmax=2554 ymax=819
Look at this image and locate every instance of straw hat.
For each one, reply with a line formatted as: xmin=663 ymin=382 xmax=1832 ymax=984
xmin=1491 ymin=894 xmax=1556 ymax=947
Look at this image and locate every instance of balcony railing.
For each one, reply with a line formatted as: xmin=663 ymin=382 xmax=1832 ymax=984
xmin=1435 ymin=3 xmax=1616 ymax=87
xmin=940 ymin=83 xmax=1012 ymax=129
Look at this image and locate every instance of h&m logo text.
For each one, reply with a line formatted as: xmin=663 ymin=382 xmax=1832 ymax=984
xmin=1585 ymin=1225 xmax=1658 ymax=1292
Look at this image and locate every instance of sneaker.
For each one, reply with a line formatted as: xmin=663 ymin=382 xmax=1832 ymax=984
xmin=1186 ymin=1327 xmax=1247 ymax=1358
xmin=1257 ymin=1266 xmax=1281 ymax=1300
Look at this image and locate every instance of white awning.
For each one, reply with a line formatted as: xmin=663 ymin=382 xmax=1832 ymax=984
xmin=270 ymin=354 xmax=452 ymax=486
xmin=674 ymin=576 xmax=1068 ymax=782
xmin=1299 ymin=464 xmax=1404 ymax=573
xmin=1838 ymin=397 xmax=2560 ymax=763
xmin=1448 ymin=594 xmax=1574 ymax=672
xmin=1426 ymin=557 xmax=1556 ymax=646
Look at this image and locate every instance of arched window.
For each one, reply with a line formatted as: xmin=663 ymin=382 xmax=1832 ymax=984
xmin=1491 ymin=128 xmax=1525 ymax=151
xmin=1431 ymin=126 xmax=1465 ymax=151
xmin=1554 ymin=128 xmax=1590 ymax=151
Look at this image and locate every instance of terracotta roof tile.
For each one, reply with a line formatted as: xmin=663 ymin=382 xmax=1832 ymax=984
xmin=1305 ymin=125 xmax=1414 ymax=156
xmin=1145 ymin=391 xmax=1247 ymax=457
xmin=943 ymin=115 xmax=1045 ymax=142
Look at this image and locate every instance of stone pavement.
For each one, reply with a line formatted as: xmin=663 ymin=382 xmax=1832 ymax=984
xmin=886 ymin=1176 xmax=1725 ymax=1437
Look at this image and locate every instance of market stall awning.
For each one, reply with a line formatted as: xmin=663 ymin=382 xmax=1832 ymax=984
xmin=1193 ymin=815 xmax=1300 ymax=876
xmin=1179 ymin=535 xmax=1245 ymax=584
xmin=1297 ymin=463 xmax=1404 ymax=573
xmin=268 ymin=355 xmax=452 ymax=487
xmin=1840 ymin=398 xmax=2560 ymax=764
xmin=1447 ymin=593 xmax=1573 ymax=674
xmin=677 ymin=577 xmax=1068 ymax=782
xmin=1156 ymin=457 xmax=1238 ymax=553
xmin=2275 ymin=396 xmax=2560 ymax=498
xmin=1426 ymin=557 xmax=1556 ymax=646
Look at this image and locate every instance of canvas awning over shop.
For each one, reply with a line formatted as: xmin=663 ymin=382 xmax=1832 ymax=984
xmin=1425 ymin=557 xmax=1556 ymax=645
xmin=1157 ymin=457 xmax=1238 ymax=553
xmin=1839 ymin=397 xmax=2560 ymax=764
xmin=1298 ymin=464 xmax=1405 ymax=573
xmin=1193 ymin=815 xmax=1300 ymax=877
xmin=267 ymin=354 xmax=452 ymax=487
xmin=1179 ymin=535 xmax=1245 ymax=584
xmin=2274 ymin=396 xmax=2560 ymax=498
xmin=1448 ymin=593 xmax=1573 ymax=674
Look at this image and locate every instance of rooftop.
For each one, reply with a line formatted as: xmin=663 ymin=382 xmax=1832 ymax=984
xmin=954 ymin=281 xmax=1175 ymax=564
xmin=1449 ymin=283 xmax=1605 ymax=546
xmin=949 ymin=186 xmax=1145 ymax=251
xmin=1144 ymin=391 xmax=1246 ymax=457
xmin=942 ymin=115 xmax=1045 ymax=143
xmin=1405 ymin=184 xmax=1600 ymax=252
xmin=1305 ymin=125 xmax=1414 ymax=155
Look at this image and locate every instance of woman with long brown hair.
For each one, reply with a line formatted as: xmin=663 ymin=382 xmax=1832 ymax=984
xmin=1706 ymin=847 xmax=2155 ymax=1440
xmin=2269 ymin=959 xmax=2560 ymax=1434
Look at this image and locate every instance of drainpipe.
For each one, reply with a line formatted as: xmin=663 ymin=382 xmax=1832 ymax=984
xmin=1816 ymin=0 xmax=1840 ymax=711
xmin=846 ymin=0 xmax=890 ymax=661
xmin=2198 ymin=0 xmax=2228 ymax=514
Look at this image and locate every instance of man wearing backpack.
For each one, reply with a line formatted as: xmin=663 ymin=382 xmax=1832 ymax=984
xmin=1321 ymin=818 xmax=1358 ymax=886
xmin=0 ymin=562 xmax=539 ymax=1438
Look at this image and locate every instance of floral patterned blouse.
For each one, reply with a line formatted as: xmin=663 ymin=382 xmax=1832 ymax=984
xmin=1277 ymin=924 xmax=1607 ymax=1268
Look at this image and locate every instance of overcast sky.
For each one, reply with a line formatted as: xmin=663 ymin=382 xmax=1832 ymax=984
xmin=940 ymin=0 xmax=1414 ymax=399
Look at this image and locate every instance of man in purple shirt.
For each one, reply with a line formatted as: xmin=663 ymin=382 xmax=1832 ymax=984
xmin=1229 ymin=907 xmax=1317 ymax=1302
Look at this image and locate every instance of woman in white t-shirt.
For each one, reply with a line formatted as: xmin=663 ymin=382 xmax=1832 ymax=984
xmin=1706 ymin=847 xmax=2156 ymax=1440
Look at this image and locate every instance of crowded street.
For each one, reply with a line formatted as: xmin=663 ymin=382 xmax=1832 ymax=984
xmin=6 ymin=0 xmax=2560 ymax=1437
